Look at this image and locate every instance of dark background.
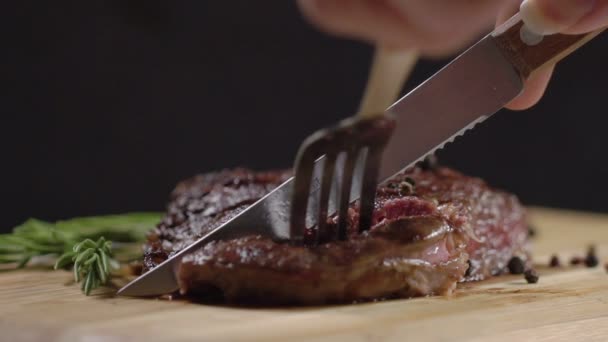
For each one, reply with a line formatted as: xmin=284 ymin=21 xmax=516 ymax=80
xmin=2 ymin=1 xmax=607 ymax=232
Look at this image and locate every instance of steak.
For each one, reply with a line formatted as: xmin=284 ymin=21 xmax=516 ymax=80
xmin=144 ymin=167 xmax=529 ymax=305
xmin=143 ymin=168 xmax=291 ymax=270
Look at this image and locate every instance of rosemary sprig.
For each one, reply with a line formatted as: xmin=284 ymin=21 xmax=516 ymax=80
xmin=54 ymin=237 xmax=120 ymax=295
xmin=0 ymin=219 xmax=68 ymax=267
xmin=1 ymin=213 xmax=161 ymax=295
xmin=0 ymin=213 xmax=161 ymax=268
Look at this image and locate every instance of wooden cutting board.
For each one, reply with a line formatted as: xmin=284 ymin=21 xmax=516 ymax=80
xmin=1 ymin=207 xmax=608 ymax=342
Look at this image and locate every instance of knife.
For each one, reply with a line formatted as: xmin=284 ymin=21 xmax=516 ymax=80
xmin=118 ymin=14 xmax=604 ymax=297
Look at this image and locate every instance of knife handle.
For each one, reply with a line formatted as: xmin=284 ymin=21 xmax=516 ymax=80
xmin=492 ymin=13 xmax=605 ymax=79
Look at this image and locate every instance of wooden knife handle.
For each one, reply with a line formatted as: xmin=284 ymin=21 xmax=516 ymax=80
xmin=492 ymin=13 xmax=605 ymax=79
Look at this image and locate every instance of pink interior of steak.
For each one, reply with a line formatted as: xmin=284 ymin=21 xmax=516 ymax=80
xmin=375 ymin=168 xmax=529 ymax=280
xmin=144 ymin=167 xmax=529 ymax=304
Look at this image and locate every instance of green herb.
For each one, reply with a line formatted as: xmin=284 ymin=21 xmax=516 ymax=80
xmin=1 ymin=213 xmax=161 ymax=295
xmin=0 ymin=213 xmax=161 ymax=269
xmin=55 ymin=237 xmax=120 ymax=295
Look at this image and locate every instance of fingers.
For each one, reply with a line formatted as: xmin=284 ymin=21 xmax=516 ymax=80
xmin=497 ymin=0 xmax=555 ymax=110
xmin=519 ymin=0 xmax=608 ymax=35
xmin=297 ymin=0 xmax=504 ymax=56
xmin=298 ymin=0 xmax=605 ymax=109
xmin=297 ymin=0 xmax=416 ymax=49
xmin=505 ymin=67 xmax=554 ymax=110
xmin=567 ymin=0 xmax=608 ymax=33
xmin=385 ymin=0 xmax=504 ymax=55
xmin=520 ymin=0 xmax=597 ymax=34
xmin=500 ymin=0 xmax=608 ymax=110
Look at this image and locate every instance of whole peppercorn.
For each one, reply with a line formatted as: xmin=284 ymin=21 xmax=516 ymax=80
xmin=549 ymin=255 xmax=560 ymax=267
xmin=584 ymin=245 xmax=599 ymax=268
xmin=399 ymin=181 xmax=415 ymax=195
xmin=570 ymin=256 xmax=583 ymax=266
xmin=527 ymin=225 xmax=537 ymax=238
xmin=524 ymin=269 xmax=539 ymax=284
xmin=507 ymin=256 xmax=525 ymax=275
xmin=418 ymin=155 xmax=438 ymax=171
xmin=398 ymin=177 xmax=416 ymax=196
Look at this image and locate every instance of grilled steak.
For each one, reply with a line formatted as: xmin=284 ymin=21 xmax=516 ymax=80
xmin=143 ymin=168 xmax=291 ymax=270
xmin=144 ymin=167 xmax=529 ymax=304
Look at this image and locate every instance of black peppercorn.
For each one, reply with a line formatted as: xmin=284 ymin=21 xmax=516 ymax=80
xmin=585 ymin=255 xmax=599 ymax=268
xmin=418 ymin=155 xmax=438 ymax=171
xmin=386 ymin=182 xmax=399 ymax=190
xmin=585 ymin=245 xmax=599 ymax=268
xmin=507 ymin=256 xmax=525 ymax=275
xmin=527 ymin=225 xmax=537 ymax=238
xmin=405 ymin=177 xmax=416 ymax=186
xmin=549 ymin=255 xmax=560 ymax=267
xmin=399 ymin=178 xmax=415 ymax=195
xmin=524 ymin=269 xmax=539 ymax=284
xmin=570 ymin=256 xmax=583 ymax=266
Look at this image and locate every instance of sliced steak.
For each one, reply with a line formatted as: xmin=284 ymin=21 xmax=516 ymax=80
xmin=144 ymin=167 xmax=529 ymax=305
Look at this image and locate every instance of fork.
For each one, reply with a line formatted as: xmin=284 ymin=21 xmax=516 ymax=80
xmin=290 ymin=48 xmax=418 ymax=245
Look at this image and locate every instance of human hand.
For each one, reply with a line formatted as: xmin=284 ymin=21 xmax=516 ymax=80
xmin=297 ymin=0 xmax=607 ymax=110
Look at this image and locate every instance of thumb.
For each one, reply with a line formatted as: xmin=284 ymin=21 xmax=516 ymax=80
xmin=520 ymin=0 xmax=600 ymax=35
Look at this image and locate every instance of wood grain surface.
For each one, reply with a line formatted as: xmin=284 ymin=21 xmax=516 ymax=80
xmin=1 ymin=207 xmax=607 ymax=342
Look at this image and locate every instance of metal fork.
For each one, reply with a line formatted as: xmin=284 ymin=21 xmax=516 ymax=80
xmin=290 ymin=48 xmax=418 ymax=245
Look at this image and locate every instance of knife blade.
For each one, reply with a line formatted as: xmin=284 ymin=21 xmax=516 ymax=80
xmin=118 ymin=14 xmax=603 ymax=297
xmin=379 ymin=34 xmax=521 ymax=181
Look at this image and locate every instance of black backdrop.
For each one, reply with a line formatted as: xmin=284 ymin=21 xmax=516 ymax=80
xmin=2 ymin=1 xmax=608 ymax=231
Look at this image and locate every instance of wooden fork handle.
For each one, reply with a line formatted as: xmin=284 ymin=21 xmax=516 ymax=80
xmin=493 ymin=13 xmax=605 ymax=79
xmin=357 ymin=48 xmax=418 ymax=119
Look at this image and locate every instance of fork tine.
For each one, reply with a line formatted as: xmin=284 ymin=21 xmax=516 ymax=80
xmin=291 ymin=116 xmax=396 ymax=244
xmin=290 ymin=148 xmax=317 ymax=244
xmin=357 ymin=146 xmax=382 ymax=233
xmin=336 ymin=149 xmax=358 ymax=241
xmin=316 ymin=153 xmax=336 ymax=244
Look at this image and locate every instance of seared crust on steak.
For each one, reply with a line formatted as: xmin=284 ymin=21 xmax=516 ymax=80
xmin=144 ymin=167 xmax=528 ymax=304
xmin=143 ymin=168 xmax=291 ymax=270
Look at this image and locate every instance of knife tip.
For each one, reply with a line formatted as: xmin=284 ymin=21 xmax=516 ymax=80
xmin=115 ymin=260 xmax=180 ymax=297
